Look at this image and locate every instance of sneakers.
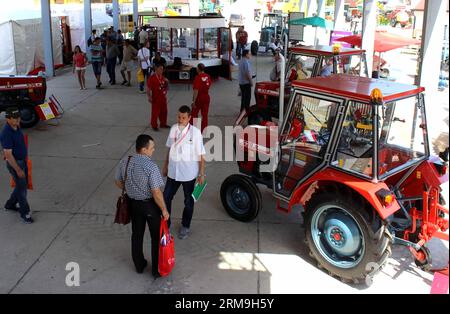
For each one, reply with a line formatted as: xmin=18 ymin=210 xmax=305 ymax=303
xmin=178 ymin=226 xmax=190 ymax=240
xmin=121 ymin=80 xmax=128 ymax=85
xmin=20 ymin=214 xmax=34 ymax=224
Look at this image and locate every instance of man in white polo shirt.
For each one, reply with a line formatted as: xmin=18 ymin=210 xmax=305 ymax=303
xmin=163 ymin=105 xmax=206 ymax=239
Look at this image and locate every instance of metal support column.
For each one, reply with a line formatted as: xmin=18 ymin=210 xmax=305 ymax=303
xmin=306 ymin=0 xmax=317 ymax=16
xmin=133 ymin=0 xmax=139 ymax=29
xmin=418 ymin=0 xmax=446 ymax=93
xmin=41 ymin=0 xmax=54 ymax=77
xmin=113 ymin=0 xmax=119 ymax=31
xmin=84 ymin=0 xmax=92 ymax=53
xmin=299 ymin=0 xmax=305 ymax=13
xmin=361 ymin=0 xmax=377 ymax=76
xmin=317 ymin=0 xmax=325 ymax=17
xmin=334 ymin=0 xmax=345 ymax=30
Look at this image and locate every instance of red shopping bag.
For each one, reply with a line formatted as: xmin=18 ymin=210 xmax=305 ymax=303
xmin=158 ymin=219 xmax=175 ymax=276
xmin=9 ymin=135 xmax=33 ymax=190
xmin=10 ymin=158 xmax=33 ymax=190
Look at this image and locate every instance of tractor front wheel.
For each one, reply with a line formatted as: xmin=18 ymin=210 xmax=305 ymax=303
xmin=305 ymin=190 xmax=392 ymax=284
xmin=220 ymin=174 xmax=262 ymax=222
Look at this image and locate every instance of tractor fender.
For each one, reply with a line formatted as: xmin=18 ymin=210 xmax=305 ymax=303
xmin=289 ymin=168 xmax=400 ymax=220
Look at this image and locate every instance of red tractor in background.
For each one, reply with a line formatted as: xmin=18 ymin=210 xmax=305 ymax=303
xmin=222 ymin=74 xmax=449 ymax=284
xmin=247 ymin=45 xmax=368 ymax=125
xmin=0 ymin=75 xmax=46 ymax=128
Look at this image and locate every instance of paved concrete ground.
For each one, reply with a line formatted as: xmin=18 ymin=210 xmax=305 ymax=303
xmin=0 ymin=54 xmax=448 ymax=294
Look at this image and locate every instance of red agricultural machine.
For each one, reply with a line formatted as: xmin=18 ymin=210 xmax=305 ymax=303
xmin=247 ymin=45 xmax=368 ymax=125
xmin=0 ymin=75 xmax=46 ymax=128
xmin=221 ymin=74 xmax=449 ymax=284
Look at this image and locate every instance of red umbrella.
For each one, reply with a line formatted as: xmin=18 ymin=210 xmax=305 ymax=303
xmin=337 ymin=31 xmax=421 ymax=52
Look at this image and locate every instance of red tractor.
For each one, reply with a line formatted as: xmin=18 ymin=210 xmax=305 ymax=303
xmin=0 ymin=75 xmax=46 ymax=128
xmin=222 ymin=74 xmax=449 ymax=284
xmin=247 ymin=45 xmax=368 ymax=125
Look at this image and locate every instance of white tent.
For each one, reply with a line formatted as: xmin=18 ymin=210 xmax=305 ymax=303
xmin=0 ymin=17 xmax=63 ymax=75
xmin=57 ymin=3 xmax=114 ymax=52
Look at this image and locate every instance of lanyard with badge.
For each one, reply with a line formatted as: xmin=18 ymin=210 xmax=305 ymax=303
xmin=156 ymin=74 xmax=168 ymax=95
xmin=174 ymin=124 xmax=191 ymax=154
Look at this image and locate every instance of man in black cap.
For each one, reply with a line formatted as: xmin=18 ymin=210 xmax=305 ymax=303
xmin=0 ymin=108 xmax=33 ymax=223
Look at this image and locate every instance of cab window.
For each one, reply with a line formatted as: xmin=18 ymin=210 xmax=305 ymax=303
xmin=332 ymin=102 xmax=374 ymax=178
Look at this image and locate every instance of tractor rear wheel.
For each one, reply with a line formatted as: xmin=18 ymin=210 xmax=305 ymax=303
xmin=19 ymin=105 xmax=40 ymax=128
xmin=220 ymin=174 xmax=262 ymax=222
xmin=305 ymin=189 xmax=392 ymax=284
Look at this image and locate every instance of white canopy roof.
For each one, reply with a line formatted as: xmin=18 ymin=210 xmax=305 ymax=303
xmin=149 ymin=17 xmax=226 ymax=29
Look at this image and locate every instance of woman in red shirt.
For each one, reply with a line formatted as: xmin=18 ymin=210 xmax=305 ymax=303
xmin=72 ymin=46 xmax=88 ymax=90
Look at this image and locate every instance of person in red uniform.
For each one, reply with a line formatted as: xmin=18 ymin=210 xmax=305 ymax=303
xmin=147 ymin=64 xmax=170 ymax=131
xmin=190 ymin=63 xmax=212 ymax=133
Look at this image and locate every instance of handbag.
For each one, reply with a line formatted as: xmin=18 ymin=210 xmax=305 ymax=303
xmin=137 ymin=68 xmax=144 ymax=83
xmin=158 ymin=219 xmax=175 ymax=276
xmin=114 ymin=156 xmax=132 ymax=225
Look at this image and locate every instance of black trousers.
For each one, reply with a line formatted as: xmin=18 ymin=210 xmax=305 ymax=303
xmin=118 ymin=46 xmax=124 ymax=64
xmin=240 ymin=84 xmax=252 ymax=112
xmin=163 ymin=177 xmax=196 ymax=229
xmin=106 ymin=57 xmax=116 ymax=83
xmin=130 ymin=198 xmax=161 ymax=275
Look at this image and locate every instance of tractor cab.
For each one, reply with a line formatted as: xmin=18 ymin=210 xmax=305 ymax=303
xmin=286 ymin=45 xmax=368 ymax=79
xmin=249 ymin=45 xmax=368 ymax=124
xmin=224 ymin=75 xmax=448 ymax=283
xmin=256 ymin=13 xmax=288 ymax=54
xmin=275 ymin=75 xmax=428 ymax=197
